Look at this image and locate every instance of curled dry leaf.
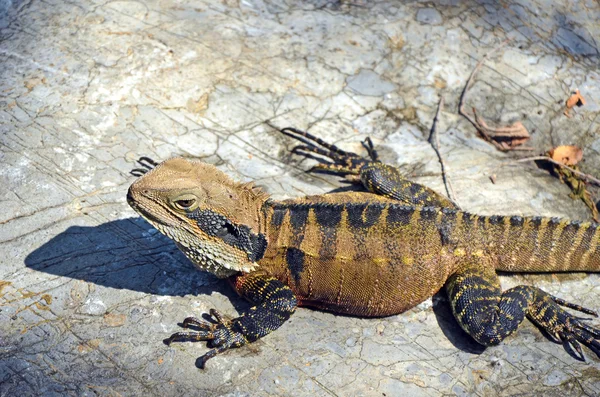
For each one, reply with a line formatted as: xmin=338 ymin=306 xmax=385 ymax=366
xmin=564 ymin=89 xmax=585 ymax=117
xmin=547 ymin=145 xmax=583 ymax=166
xmin=566 ymin=89 xmax=586 ymax=109
xmin=472 ymin=109 xmax=531 ymax=150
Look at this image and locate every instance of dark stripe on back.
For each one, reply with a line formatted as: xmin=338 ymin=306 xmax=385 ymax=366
xmin=248 ymin=233 xmax=267 ymax=262
xmin=561 ymin=221 xmax=579 ymax=239
xmin=314 ymin=204 xmax=342 ymax=258
xmin=441 ymin=208 xmax=457 ymax=224
xmin=510 ymin=216 xmax=524 ymax=227
xmin=526 ymin=216 xmax=544 ymax=258
xmin=560 ymin=221 xmax=595 ymax=269
xmin=414 ymin=192 xmax=431 ymax=205
xmin=314 ymin=204 xmax=343 ymax=228
xmin=530 ymin=216 xmax=543 ymax=227
xmin=438 ymin=224 xmax=454 ymax=246
xmin=271 ymin=207 xmax=286 ymax=227
xmin=387 ymin=205 xmax=414 ymax=226
xmin=570 ymin=223 xmax=595 ymax=266
xmin=462 ymin=212 xmax=476 ymax=227
xmin=477 ymin=216 xmax=487 ymax=228
xmin=538 ymin=217 xmax=561 ymax=263
xmin=364 ymin=204 xmax=384 ymax=226
xmin=286 ymin=247 xmax=305 ymax=283
xmin=419 ymin=207 xmax=438 ymax=222
xmin=488 ymin=215 xmax=503 ymax=225
xmin=347 ymin=203 xmax=384 ymax=229
xmin=289 ymin=205 xmax=310 ymax=234
xmin=409 ymin=184 xmax=422 ymax=196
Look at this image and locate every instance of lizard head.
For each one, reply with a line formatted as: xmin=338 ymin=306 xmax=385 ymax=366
xmin=127 ymin=157 xmax=270 ymax=278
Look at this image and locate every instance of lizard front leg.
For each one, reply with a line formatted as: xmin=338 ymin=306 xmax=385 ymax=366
xmin=446 ymin=264 xmax=600 ymax=359
xmin=166 ymin=274 xmax=297 ymax=368
xmin=280 ymin=127 xmax=458 ymax=210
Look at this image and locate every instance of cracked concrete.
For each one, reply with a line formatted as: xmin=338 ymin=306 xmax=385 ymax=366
xmin=2 ymin=0 xmax=600 ymax=396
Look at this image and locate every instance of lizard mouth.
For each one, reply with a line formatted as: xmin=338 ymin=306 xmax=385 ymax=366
xmin=127 ymin=186 xmax=181 ymax=229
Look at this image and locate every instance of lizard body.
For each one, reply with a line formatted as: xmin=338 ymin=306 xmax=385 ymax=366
xmin=259 ymin=199 xmax=600 ymax=317
xmin=127 ymin=128 xmax=600 ymax=368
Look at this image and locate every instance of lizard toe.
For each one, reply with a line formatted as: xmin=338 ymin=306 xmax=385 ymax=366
xmin=528 ymin=291 xmax=600 ymax=360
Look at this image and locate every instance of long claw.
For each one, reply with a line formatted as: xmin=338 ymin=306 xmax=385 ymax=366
xmin=130 ymin=168 xmax=151 ymax=177
xmin=165 ymin=330 xmax=213 ymax=344
xmin=130 ymin=156 xmax=159 ymax=176
xmin=531 ymin=291 xmax=600 ymax=361
xmin=183 ymin=316 xmax=213 ymax=330
xmin=137 ymin=156 xmax=158 ymax=168
xmin=552 ymin=296 xmax=598 ymax=316
xmin=281 ymin=126 xmax=380 ymax=176
xmin=281 ymin=127 xmax=358 ymax=157
xmin=291 ymin=144 xmax=343 ymax=162
xmin=587 ymin=339 xmax=600 ymax=358
xmin=361 ymin=137 xmax=379 ymax=161
xmin=562 ymin=332 xmax=585 ymax=360
xmin=576 ymin=321 xmax=600 ymax=338
xmin=196 ymin=345 xmax=229 ymax=369
xmin=210 ymin=309 xmax=226 ymax=324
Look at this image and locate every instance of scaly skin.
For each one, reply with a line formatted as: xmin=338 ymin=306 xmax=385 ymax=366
xmin=127 ymin=127 xmax=600 ymax=367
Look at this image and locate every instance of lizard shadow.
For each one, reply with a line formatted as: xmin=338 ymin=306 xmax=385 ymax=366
xmin=23 ymin=217 xmax=249 ymax=312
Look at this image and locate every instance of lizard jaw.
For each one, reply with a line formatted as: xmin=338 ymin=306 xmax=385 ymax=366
xmin=127 ymin=184 xmax=260 ymax=278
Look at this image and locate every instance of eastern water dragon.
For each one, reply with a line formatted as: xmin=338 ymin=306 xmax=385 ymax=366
xmin=127 ymin=127 xmax=600 ymax=368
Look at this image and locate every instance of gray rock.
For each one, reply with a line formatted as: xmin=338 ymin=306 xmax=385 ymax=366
xmin=416 ymin=8 xmax=443 ymax=25
xmin=2 ymin=0 xmax=600 ymax=395
xmin=346 ymin=69 xmax=398 ymax=96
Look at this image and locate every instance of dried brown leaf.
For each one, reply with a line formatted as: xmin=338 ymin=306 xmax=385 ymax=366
xmin=548 ymin=145 xmax=583 ymax=166
xmin=564 ymin=90 xmax=585 ymax=117
xmin=471 ymin=109 xmax=531 ymax=150
xmin=566 ymin=89 xmax=586 ymax=109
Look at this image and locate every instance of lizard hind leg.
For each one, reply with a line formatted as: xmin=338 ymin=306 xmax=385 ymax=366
xmin=280 ymin=126 xmax=457 ymax=209
xmin=281 ymin=127 xmax=372 ymax=175
xmin=446 ymin=264 xmax=600 ymax=360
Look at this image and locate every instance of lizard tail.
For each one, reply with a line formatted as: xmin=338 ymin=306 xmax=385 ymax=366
xmin=476 ymin=215 xmax=600 ymax=273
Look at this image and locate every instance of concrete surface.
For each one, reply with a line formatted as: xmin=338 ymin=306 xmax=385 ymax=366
xmin=2 ymin=0 xmax=600 ymax=396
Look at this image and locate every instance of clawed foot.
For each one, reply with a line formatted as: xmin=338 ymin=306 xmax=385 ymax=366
xmin=130 ymin=157 xmax=158 ymax=177
xmin=530 ymin=291 xmax=600 ymax=361
xmin=280 ymin=127 xmax=379 ymax=174
xmin=165 ymin=309 xmax=247 ymax=369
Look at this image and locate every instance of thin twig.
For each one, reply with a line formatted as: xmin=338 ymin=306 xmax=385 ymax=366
xmin=429 ymin=97 xmax=458 ymax=204
xmin=458 ymin=40 xmax=509 ymax=137
xmin=493 ymin=155 xmax=600 ymax=187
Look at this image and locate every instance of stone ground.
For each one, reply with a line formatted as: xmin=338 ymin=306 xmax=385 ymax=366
xmin=2 ymin=0 xmax=600 ymax=396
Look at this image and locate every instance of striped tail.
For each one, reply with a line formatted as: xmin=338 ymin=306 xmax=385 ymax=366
xmin=471 ymin=214 xmax=600 ymax=272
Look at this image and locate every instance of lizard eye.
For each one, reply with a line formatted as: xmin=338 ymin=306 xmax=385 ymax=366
xmin=173 ymin=198 xmax=197 ymax=210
